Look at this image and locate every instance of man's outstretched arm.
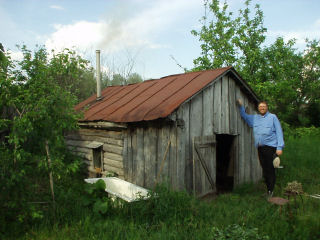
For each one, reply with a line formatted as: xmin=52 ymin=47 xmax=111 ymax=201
xmin=236 ymin=99 xmax=254 ymax=127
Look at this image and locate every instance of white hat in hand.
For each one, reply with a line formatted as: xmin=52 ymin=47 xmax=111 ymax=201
xmin=273 ymin=155 xmax=280 ymax=168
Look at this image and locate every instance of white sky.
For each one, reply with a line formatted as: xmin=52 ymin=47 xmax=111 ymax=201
xmin=1 ymin=0 xmax=320 ymax=79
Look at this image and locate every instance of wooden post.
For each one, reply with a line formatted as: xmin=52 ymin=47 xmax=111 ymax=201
xmin=45 ymin=140 xmax=55 ymax=220
xmin=192 ymin=139 xmax=196 ymax=196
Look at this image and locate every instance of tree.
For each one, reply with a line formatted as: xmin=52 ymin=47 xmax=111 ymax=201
xmin=233 ymin=0 xmax=267 ymax=86
xmin=48 ymin=48 xmax=96 ymax=102
xmin=0 ymin=45 xmax=82 ymax=233
xmin=192 ymin=0 xmax=320 ymax=127
xmin=191 ymin=0 xmax=266 ymax=82
xmin=302 ymin=39 xmax=320 ymax=126
xmin=191 ymin=0 xmax=237 ymax=70
xmin=259 ymin=38 xmax=304 ymax=125
xmin=127 ymin=72 xmax=143 ymax=84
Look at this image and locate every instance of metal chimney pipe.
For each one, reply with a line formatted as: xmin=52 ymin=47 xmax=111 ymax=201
xmin=96 ymin=50 xmax=102 ymax=100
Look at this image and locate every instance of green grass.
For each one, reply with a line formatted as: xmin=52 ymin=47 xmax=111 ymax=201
xmin=8 ymin=135 xmax=320 ymax=240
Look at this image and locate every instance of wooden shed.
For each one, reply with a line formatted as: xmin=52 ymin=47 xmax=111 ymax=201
xmin=65 ymin=66 xmax=262 ymax=197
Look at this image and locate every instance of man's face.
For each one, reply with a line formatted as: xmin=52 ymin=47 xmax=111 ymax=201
xmin=258 ymin=103 xmax=268 ymax=115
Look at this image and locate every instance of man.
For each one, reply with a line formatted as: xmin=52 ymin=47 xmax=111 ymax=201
xmin=236 ymin=99 xmax=284 ymax=198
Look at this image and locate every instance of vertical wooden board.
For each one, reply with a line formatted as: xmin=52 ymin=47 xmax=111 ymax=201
xmin=213 ymin=78 xmax=222 ymax=134
xmin=169 ymin=125 xmax=178 ymax=190
xmin=144 ymin=127 xmax=157 ymax=189
xmin=135 ymin=128 xmax=145 ymax=187
xmin=243 ymin=94 xmax=251 ymax=183
xmin=131 ymin=128 xmax=137 ymax=184
xmin=249 ymin=101 xmax=261 ymax=182
xmin=221 ymin=76 xmax=230 ymax=133
xmin=190 ymin=94 xmax=203 ymax=194
xmin=235 ymin=86 xmax=244 ymax=184
xmin=250 ymin=103 xmax=262 ymax=181
xmin=232 ymin=135 xmax=239 ymax=186
xmin=157 ymin=126 xmax=171 ymax=183
xmin=228 ymin=76 xmax=236 ymax=135
xmin=182 ymin=102 xmax=192 ymax=191
xmin=202 ymin=84 xmax=215 ymax=193
xmin=248 ymin=101 xmax=255 ymax=182
xmin=176 ymin=104 xmax=188 ymax=190
xmin=203 ymin=84 xmax=214 ymax=136
xmin=123 ymin=130 xmax=129 ymax=181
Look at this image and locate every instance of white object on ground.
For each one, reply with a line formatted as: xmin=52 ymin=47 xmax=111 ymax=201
xmin=84 ymin=177 xmax=150 ymax=202
xmin=309 ymin=194 xmax=320 ymax=199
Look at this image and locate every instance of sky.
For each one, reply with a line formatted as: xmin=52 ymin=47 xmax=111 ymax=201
xmin=1 ymin=0 xmax=320 ymax=79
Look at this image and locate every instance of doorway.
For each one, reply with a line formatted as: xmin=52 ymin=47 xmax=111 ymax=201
xmin=216 ymin=134 xmax=235 ymax=193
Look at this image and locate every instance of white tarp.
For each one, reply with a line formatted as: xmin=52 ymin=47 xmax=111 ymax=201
xmin=84 ymin=177 xmax=150 ymax=202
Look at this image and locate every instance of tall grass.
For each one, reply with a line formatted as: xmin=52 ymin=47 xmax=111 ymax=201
xmin=10 ymin=135 xmax=320 ymax=240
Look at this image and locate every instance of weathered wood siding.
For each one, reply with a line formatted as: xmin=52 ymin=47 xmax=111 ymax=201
xmin=69 ymin=74 xmax=261 ymax=192
xmin=123 ymin=74 xmax=261 ymax=191
xmin=65 ymin=128 xmax=125 ymax=179
xmin=174 ymin=75 xmax=261 ymax=191
xmin=123 ymin=125 xmax=179 ymax=190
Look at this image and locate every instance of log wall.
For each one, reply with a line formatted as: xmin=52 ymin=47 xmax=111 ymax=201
xmin=65 ymin=128 xmax=125 ymax=179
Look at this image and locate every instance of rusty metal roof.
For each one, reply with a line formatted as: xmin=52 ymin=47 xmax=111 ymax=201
xmin=75 ymin=66 xmax=253 ymax=123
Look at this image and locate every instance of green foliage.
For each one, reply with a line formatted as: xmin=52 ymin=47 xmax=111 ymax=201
xmin=13 ymin=133 xmax=319 ymax=240
xmin=191 ymin=0 xmax=237 ymax=70
xmin=102 ymin=72 xmax=143 ymax=87
xmin=192 ymin=0 xmax=320 ymax=127
xmin=258 ymin=38 xmax=305 ymax=125
xmin=233 ymin=0 xmax=267 ymax=85
xmin=302 ymin=39 xmax=320 ymax=126
xmin=128 ymin=183 xmax=197 ymax=224
xmin=0 ymin=45 xmax=86 ymax=237
xmin=127 ymin=72 xmax=143 ymax=84
xmin=283 ymin=125 xmax=320 ymax=139
xmin=211 ymin=224 xmax=269 ymax=240
xmin=49 ymin=48 xmax=97 ymax=102
xmin=81 ymin=180 xmax=131 ymax=218
xmin=82 ymin=180 xmax=109 ymax=215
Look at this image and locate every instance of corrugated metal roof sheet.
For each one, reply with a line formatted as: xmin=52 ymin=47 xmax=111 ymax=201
xmin=75 ymin=66 xmax=236 ymax=123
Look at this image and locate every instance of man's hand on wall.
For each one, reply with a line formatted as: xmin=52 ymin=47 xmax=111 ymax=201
xmin=236 ymin=99 xmax=243 ymax=106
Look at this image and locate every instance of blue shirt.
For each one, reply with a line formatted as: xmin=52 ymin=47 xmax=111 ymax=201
xmin=239 ymin=106 xmax=284 ymax=150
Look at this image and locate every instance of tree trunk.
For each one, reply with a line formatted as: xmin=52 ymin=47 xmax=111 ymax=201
xmin=45 ymin=140 xmax=55 ymax=219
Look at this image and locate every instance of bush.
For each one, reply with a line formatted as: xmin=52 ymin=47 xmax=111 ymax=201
xmin=211 ymin=224 xmax=269 ymax=240
xmin=282 ymin=123 xmax=320 ymax=139
xmin=126 ymin=183 xmax=198 ymax=224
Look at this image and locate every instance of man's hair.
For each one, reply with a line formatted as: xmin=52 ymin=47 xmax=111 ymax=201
xmin=258 ymin=101 xmax=268 ymax=107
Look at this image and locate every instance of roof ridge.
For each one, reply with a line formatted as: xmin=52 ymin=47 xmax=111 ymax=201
xmin=160 ymin=66 xmax=233 ymax=79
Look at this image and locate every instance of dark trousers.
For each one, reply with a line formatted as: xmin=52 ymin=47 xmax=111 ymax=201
xmin=257 ymin=146 xmax=276 ymax=192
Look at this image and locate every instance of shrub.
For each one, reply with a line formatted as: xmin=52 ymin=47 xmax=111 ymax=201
xmin=211 ymin=224 xmax=270 ymax=240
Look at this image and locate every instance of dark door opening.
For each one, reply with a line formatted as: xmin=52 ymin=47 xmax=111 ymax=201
xmin=216 ymin=134 xmax=235 ymax=193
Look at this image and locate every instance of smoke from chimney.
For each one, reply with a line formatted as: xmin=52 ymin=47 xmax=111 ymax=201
xmin=96 ymin=50 xmax=102 ymax=100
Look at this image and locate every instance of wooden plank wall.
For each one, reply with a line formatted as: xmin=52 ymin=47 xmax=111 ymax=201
xmin=234 ymin=78 xmax=261 ymax=184
xmin=65 ymin=128 xmax=125 ymax=179
xmin=123 ymin=125 xmax=178 ymax=190
xmin=71 ymin=74 xmax=262 ymax=191
xmin=175 ymin=75 xmax=261 ymax=190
